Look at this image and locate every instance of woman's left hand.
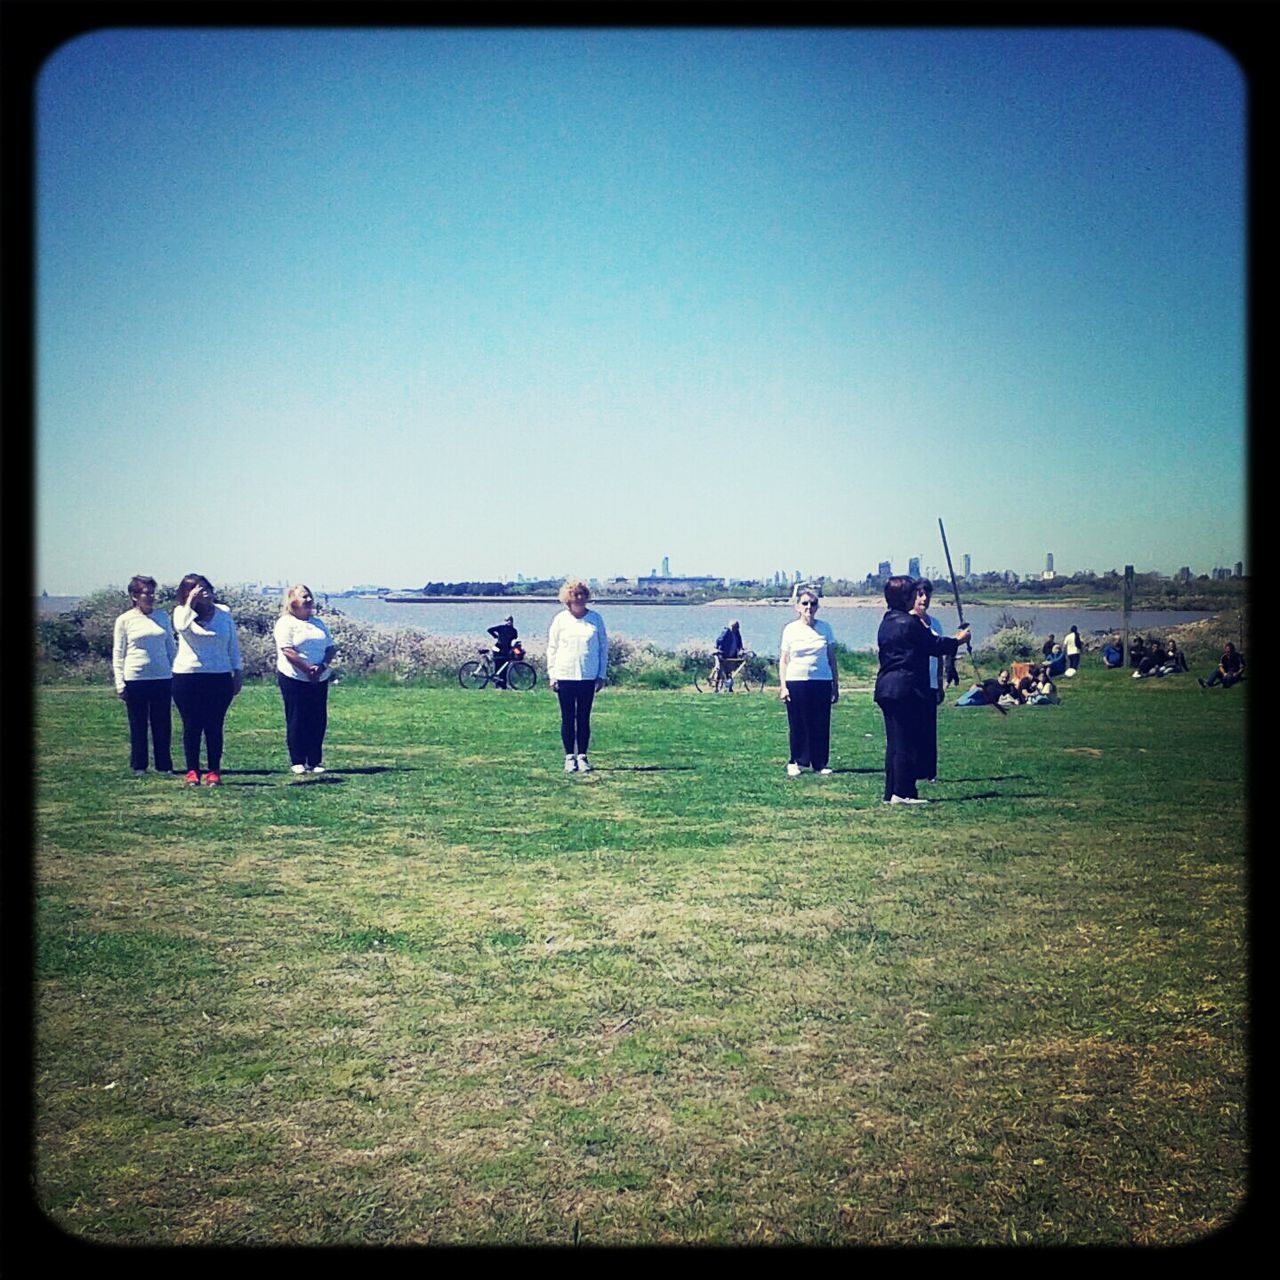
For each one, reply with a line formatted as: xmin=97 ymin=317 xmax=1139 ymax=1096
xmin=831 ymin=688 xmax=840 ymax=704
xmin=594 ymin=678 xmax=605 ymax=693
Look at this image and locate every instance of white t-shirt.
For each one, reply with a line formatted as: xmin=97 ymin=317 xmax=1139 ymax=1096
xmin=274 ymin=614 xmax=335 ymax=681
xmin=1064 ymin=630 xmax=1081 ymax=656
xmin=779 ymin=618 xmax=836 ymax=681
xmin=923 ymin=614 xmax=946 ymax=689
xmin=546 ymin=609 xmax=608 ymax=682
xmin=112 ymin=608 xmax=176 ymax=691
xmin=172 ymin=603 xmax=242 ymax=674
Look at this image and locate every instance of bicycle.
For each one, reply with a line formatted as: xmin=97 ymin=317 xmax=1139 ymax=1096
xmin=458 ymin=649 xmax=538 ymax=691
xmin=693 ymin=651 xmax=767 ymax=693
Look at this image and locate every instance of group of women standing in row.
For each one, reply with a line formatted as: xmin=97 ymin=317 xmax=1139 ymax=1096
xmin=113 ymin=575 xmax=333 ymax=784
xmin=113 ymin=572 xmax=966 ymax=803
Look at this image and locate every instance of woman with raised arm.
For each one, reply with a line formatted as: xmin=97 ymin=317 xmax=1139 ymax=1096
xmin=546 ymin=580 xmax=608 ymax=773
xmin=171 ymin=573 xmax=242 ymax=787
xmin=274 ymin=585 xmax=337 ymax=775
xmin=778 ymin=589 xmax=839 ymax=776
xmin=875 ymin=576 xmax=969 ymax=806
xmin=112 ymin=574 xmax=176 ymax=777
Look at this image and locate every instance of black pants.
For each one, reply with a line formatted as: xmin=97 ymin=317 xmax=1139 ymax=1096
xmin=914 ymin=690 xmax=940 ymax=783
xmin=278 ymin=675 xmax=330 ymax=768
xmin=171 ymin=672 xmax=235 ymax=773
xmin=556 ymin=680 xmax=596 ymax=755
xmin=493 ymin=649 xmax=513 ymax=688
xmin=877 ymin=692 xmax=926 ymax=800
xmin=785 ymin=680 xmax=832 ymax=771
xmin=122 ymin=679 xmax=173 ymax=772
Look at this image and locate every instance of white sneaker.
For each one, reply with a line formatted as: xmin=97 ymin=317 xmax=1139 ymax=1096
xmin=309 ymin=765 xmax=325 ymax=775
xmin=786 ymin=763 xmax=802 ymax=777
xmin=291 ymin=764 xmax=307 ymax=775
xmin=576 ymin=755 xmax=593 ymax=773
xmin=889 ymin=795 xmax=929 ymax=805
xmin=817 ymin=768 xmax=833 ymax=775
xmin=564 ymin=755 xmax=578 ymax=772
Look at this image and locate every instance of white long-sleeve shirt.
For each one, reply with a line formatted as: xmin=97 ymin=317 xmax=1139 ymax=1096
xmin=172 ymin=602 xmax=242 ymax=674
xmin=546 ymin=608 xmax=608 ymax=682
xmin=112 ymin=608 xmax=176 ymax=692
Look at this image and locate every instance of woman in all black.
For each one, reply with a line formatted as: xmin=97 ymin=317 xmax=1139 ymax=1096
xmin=874 ymin=576 xmax=969 ymax=806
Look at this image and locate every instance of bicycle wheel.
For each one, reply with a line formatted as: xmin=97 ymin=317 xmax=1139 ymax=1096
xmin=739 ymin=659 xmax=767 ymax=692
xmin=458 ymin=661 xmax=488 ymax=690
xmin=693 ymin=662 xmax=715 ymax=693
xmin=506 ymin=661 xmax=536 ymax=691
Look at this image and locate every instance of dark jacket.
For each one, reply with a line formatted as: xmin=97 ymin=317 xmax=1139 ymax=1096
xmin=715 ymin=626 xmax=743 ymax=657
xmin=874 ymin=610 xmax=961 ymax=703
xmin=488 ymin=623 xmax=518 ymax=653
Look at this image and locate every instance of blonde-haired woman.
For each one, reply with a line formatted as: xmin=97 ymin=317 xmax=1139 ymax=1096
xmin=546 ymin=579 xmax=608 ymax=773
xmin=273 ymin=585 xmax=337 ymax=775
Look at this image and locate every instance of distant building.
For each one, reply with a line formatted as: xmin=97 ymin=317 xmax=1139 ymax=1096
xmin=1234 ymin=562 xmax=1244 ymax=578
xmin=662 ymin=556 xmax=670 ymax=576
xmin=878 ymin=560 xmax=892 ymax=579
xmin=963 ymin=554 xmax=971 ymax=578
xmin=1178 ymin=566 xmax=1192 ymax=583
xmin=1046 ymin=552 xmax=1055 ymax=574
xmin=908 ymin=556 xmax=920 ymax=579
xmin=629 ymin=575 xmax=724 ymax=595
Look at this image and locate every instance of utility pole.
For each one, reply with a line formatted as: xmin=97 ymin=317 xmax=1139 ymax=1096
xmin=1122 ymin=565 xmax=1134 ymax=672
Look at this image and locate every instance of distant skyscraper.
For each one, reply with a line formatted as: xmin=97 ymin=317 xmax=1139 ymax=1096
xmin=1046 ymin=552 xmax=1054 ymax=574
xmin=877 ymin=560 xmax=892 ymax=579
xmin=794 ymin=570 xmax=801 ymax=583
xmin=662 ymin=556 xmax=670 ymax=576
xmin=1234 ymin=562 xmax=1243 ymax=577
xmin=963 ymin=553 xmax=971 ymax=578
xmin=908 ymin=556 xmax=920 ymax=578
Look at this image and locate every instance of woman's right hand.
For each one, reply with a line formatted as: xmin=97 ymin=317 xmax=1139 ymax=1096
xmin=778 ymin=686 xmax=790 ymax=701
xmin=550 ymin=680 xmax=559 ymax=692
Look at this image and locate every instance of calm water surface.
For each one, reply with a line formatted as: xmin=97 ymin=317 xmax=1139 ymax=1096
xmin=325 ymin=597 xmax=1208 ymax=658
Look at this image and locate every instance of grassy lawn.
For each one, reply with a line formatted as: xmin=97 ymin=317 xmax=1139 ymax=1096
xmin=33 ymin=669 xmax=1247 ymax=1245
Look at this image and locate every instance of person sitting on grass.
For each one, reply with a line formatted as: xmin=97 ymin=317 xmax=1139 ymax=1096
xmin=1027 ymin=669 xmax=1060 ymax=704
xmin=1199 ymin=642 xmax=1245 ymax=688
xmin=995 ymin=669 xmax=1022 ymax=706
xmin=1158 ymin=639 xmax=1189 ymax=676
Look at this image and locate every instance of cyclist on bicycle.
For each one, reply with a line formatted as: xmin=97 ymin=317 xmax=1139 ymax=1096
xmin=713 ymin=620 xmax=746 ymax=691
xmin=487 ymin=616 xmax=518 ymax=689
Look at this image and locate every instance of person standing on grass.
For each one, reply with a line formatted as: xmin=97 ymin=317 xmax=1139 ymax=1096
xmin=112 ymin=574 xmax=176 ymax=777
xmin=546 ymin=580 xmax=608 ymax=773
xmin=172 ymin=574 xmax=242 ymax=787
xmin=874 ymin=576 xmax=968 ymax=806
xmin=274 ymin=585 xmax=337 ymax=775
xmin=1064 ymin=624 xmax=1082 ymax=676
xmin=910 ymin=579 xmax=946 ymax=785
xmin=778 ymin=590 xmax=839 ymax=776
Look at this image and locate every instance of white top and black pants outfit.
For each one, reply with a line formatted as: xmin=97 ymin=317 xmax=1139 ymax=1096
xmin=546 ymin=609 xmax=608 ymax=758
xmin=113 ymin=608 xmax=176 ymax=773
xmin=274 ymin=613 xmax=335 ymax=770
xmin=172 ymin=603 xmax=242 ymax=777
xmin=780 ymin=618 xmax=837 ymax=772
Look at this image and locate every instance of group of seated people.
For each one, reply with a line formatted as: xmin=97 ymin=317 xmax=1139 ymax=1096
xmin=1130 ymin=635 xmax=1190 ymax=678
xmin=957 ymin=664 xmax=1059 ymax=707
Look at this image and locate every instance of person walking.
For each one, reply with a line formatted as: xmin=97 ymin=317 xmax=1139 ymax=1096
xmin=171 ymin=574 xmax=242 ymax=787
xmin=274 ymin=584 xmax=337 ymax=774
xmin=546 ymin=580 xmax=608 ymax=773
xmin=874 ymin=576 xmax=969 ymax=805
xmin=778 ymin=590 xmax=839 ymax=776
xmin=112 ymin=574 xmax=176 ymax=776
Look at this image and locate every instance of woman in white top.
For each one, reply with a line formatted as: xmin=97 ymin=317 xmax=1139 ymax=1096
xmin=112 ymin=574 xmax=176 ymax=776
xmin=778 ymin=589 xmax=839 ymax=775
xmin=1063 ymin=625 xmax=1082 ymax=675
xmin=274 ymin=585 xmax=337 ymax=775
xmin=171 ymin=573 xmax=243 ymax=787
xmin=910 ymin=579 xmax=947 ymax=785
xmin=546 ymin=579 xmax=608 ymax=773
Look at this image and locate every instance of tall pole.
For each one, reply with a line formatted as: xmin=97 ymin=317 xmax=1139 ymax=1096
xmin=939 ymin=518 xmax=976 ymax=675
xmin=1122 ymin=565 xmax=1134 ymax=671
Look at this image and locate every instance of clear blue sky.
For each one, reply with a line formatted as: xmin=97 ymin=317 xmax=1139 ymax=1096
xmin=36 ymin=27 xmax=1246 ymax=593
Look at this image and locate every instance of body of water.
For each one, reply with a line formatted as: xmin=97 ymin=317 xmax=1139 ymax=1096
xmin=324 ymin=597 xmax=1210 ymax=659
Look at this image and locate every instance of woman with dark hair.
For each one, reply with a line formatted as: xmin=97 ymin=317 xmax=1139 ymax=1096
xmin=275 ymin=585 xmax=337 ymax=774
xmin=112 ymin=575 xmax=176 ymax=776
xmin=172 ymin=574 xmax=242 ymax=787
xmin=875 ymin=576 xmax=969 ymax=806
xmin=778 ymin=589 xmax=839 ymax=776
xmin=910 ymin=579 xmax=946 ymax=785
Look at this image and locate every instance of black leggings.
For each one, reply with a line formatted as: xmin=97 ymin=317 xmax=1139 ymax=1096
xmin=278 ymin=675 xmax=330 ymax=768
xmin=172 ymin=673 xmax=235 ymax=773
xmin=122 ymin=679 xmax=173 ymax=772
xmin=555 ymin=680 xmax=596 ymax=755
xmin=784 ymin=680 xmax=832 ymax=771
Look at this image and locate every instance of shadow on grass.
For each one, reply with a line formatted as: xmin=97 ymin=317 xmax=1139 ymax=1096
xmin=602 ymin=765 xmax=698 ymax=773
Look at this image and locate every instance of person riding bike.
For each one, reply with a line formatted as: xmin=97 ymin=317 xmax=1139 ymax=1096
xmin=712 ymin=620 xmax=746 ymax=691
xmin=487 ymin=616 xmax=518 ymax=689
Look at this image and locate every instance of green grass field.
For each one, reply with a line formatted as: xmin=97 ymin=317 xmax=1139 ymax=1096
xmin=33 ymin=669 xmax=1247 ymax=1245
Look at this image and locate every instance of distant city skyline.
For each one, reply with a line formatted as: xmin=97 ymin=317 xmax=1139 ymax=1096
xmin=34 ymin=29 xmax=1246 ymax=595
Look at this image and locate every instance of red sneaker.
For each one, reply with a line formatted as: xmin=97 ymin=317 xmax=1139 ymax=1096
xmin=184 ymin=770 xmax=200 ymax=787
xmin=202 ymin=772 xmax=221 ymax=787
